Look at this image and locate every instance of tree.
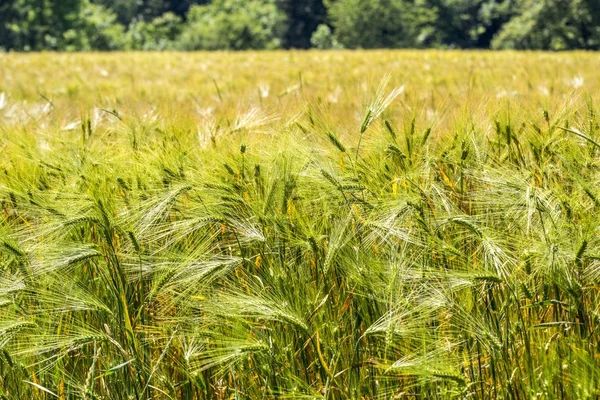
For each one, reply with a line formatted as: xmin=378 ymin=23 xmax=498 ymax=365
xmin=326 ymin=0 xmax=439 ymax=49
xmin=91 ymin=0 xmax=209 ymax=24
xmin=0 ymin=0 xmax=124 ymax=51
xmin=165 ymin=0 xmax=211 ymax=18
xmin=0 ymin=0 xmax=82 ymax=50
xmin=63 ymin=2 xmax=125 ymax=51
xmin=92 ymin=0 xmax=140 ymax=24
xmin=278 ymin=0 xmax=327 ymax=48
xmin=125 ymin=12 xmax=183 ymax=50
xmin=2 ymin=0 xmax=600 ymax=51
xmin=431 ymin=0 xmax=515 ymax=48
xmin=310 ymin=24 xmax=343 ymax=48
xmin=178 ymin=0 xmax=287 ymax=50
xmin=492 ymin=0 xmax=600 ymax=50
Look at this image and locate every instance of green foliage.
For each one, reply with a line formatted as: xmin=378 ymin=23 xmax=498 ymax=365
xmin=125 ymin=12 xmax=183 ymax=50
xmin=432 ymin=0 xmax=516 ymax=48
xmin=0 ymin=0 xmax=124 ymax=51
xmin=0 ymin=0 xmax=83 ymax=51
xmin=93 ymin=0 xmax=142 ymax=24
xmin=93 ymin=0 xmax=210 ymax=23
xmin=492 ymin=0 xmax=600 ymax=50
xmin=1 ymin=0 xmax=600 ymax=51
xmin=310 ymin=24 xmax=343 ymax=49
xmin=64 ymin=2 xmax=126 ymax=51
xmin=278 ymin=0 xmax=327 ymax=48
xmin=327 ymin=0 xmax=440 ymax=48
xmin=178 ymin=0 xmax=287 ymax=50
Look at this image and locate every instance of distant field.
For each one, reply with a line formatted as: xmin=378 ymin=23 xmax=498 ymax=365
xmin=1 ymin=51 xmax=600 ymax=399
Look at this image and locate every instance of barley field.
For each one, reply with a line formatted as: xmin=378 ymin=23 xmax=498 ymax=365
xmin=1 ymin=51 xmax=600 ymax=399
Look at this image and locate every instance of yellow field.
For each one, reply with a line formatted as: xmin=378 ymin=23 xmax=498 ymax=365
xmin=2 ymin=50 xmax=598 ymax=125
xmin=1 ymin=51 xmax=600 ymax=399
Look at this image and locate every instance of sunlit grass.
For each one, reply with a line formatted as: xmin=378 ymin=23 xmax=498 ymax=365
xmin=1 ymin=50 xmax=600 ymax=398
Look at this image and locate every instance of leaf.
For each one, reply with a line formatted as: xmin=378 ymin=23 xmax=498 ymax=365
xmin=22 ymin=381 xmax=58 ymax=398
xmin=96 ymin=359 xmax=136 ymax=379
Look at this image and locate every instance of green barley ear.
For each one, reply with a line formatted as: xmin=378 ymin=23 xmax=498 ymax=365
xmin=361 ymin=74 xmax=404 ymax=134
xmin=360 ymin=109 xmax=372 ymax=134
xmin=326 ymin=131 xmax=346 ymax=153
xmin=2 ymin=239 xmax=25 ymax=258
xmin=127 ymin=230 xmax=141 ymax=254
xmin=384 ymin=119 xmax=397 ymax=141
xmin=356 ymin=75 xmax=404 ymax=160
xmin=421 ymin=126 xmax=432 ymax=145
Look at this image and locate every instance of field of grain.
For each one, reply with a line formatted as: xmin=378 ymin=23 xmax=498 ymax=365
xmin=1 ymin=51 xmax=600 ymax=399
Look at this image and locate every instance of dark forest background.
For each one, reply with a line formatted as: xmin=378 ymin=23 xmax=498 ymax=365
xmin=1 ymin=0 xmax=599 ymax=51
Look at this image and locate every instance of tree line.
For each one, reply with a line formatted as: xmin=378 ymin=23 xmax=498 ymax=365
xmin=1 ymin=0 xmax=599 ymax=51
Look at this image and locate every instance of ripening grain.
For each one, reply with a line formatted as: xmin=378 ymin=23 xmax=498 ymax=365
xmin=1 ymin=51 xmax=600 ymax=399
